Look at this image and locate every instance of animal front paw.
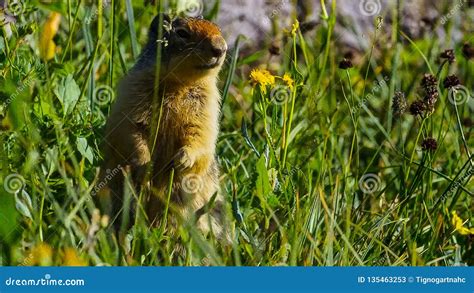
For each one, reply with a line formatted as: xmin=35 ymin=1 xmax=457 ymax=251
xmin=176 ymin=147 xmax=197 ymax=170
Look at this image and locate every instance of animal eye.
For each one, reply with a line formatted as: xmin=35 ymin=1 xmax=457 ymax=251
xmin=176 ymin=28 xmax=191 ymax=39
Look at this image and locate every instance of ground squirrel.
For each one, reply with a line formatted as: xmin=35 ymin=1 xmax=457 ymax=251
xmin=98 ymin=14 xmax=228 ymax=238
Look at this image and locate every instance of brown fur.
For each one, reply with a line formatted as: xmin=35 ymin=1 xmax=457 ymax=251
xmin=98 ymin=16 xmax=228 ymax=239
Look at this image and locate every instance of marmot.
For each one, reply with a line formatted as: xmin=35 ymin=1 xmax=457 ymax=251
xmin=98 ymin=14 xmax=228 ymax=239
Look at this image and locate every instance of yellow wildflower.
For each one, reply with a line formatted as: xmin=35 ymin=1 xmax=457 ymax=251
xmin=291 ymin=20 xmax=299 ymax=36
xmin=62 ymin=248 xmax=87 ymax=266
xmin=282 ymin=73 xmax=295 ymax=90
xmin=250 ymin=68 xmax=275 ymax=94
xmin=31 ymin=243 xmax=53 ymax=266
xmin=451 ymin=211 xmax=474 ymax=235
xmin=39 ymin=12 xmax=61 ymax=61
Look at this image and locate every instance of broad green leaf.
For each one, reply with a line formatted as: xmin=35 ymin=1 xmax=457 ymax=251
xmin=256 ymin=155 xmax=272 ymax=200
xmin=76 ymin=137 xmax=94 ymax=164
xmin=15 ymin=190 xmax=33 ymax=220
xmin=54 ymin=74 xmax=80 ymax=115
xmin=0 ymin=192 xmax=20 ymax=244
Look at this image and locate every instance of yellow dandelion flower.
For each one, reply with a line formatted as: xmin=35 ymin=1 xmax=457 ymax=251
xmin=62 ymin=248 xmax=87 ymax=266
xmin=282 ymin=73 xmax=295 ymax=90
xmin=250 ymin=68 xmax=275 ymax=94
xmin=39 ymin=12 xmax=61 ymax=61
xmin=451 ymin=211 xmax=474 ymax=235
xmin=31 ymin=243 xmax=53 ymax=266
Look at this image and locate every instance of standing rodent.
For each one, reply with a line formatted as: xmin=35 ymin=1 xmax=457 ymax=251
xmin=98 ymin=14 xmax=228 ymax=239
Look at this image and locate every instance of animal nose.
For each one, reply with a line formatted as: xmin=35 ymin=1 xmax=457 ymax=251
xmin=210 ymin=37 xmax=227 ymax=58
xmin=212 ymin=47 xmax=225 ymax=58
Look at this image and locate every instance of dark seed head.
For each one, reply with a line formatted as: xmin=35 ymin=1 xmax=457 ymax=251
xmin=424 ymin=85 xmax=438 ymax=96
xmin=440 ymin=49 xmax=456 ymax=63
xmin=443 ymin=75 xmax=461 ymax=89
xmin=462 ymin=43 xmax=474 ymax=60
xmin=424 ymin=91 xmax=439 ymax=113
xmin=339 ymin=58 xmax=353 ymax=69
xmin=424 ymin=89 xmax=439 ymax=101
xmin=344 ymin=51 xmax=355 ymax=60
xmin=421 ymin=17 xmax=435 ymax=29
xmin=300 ymin=21 xmax=319 ymax=34
xmin=421 ymin=74 xmax=438 ymax=97
xmin=409 ymin=100 xmax=426 ymax=116
xmin=392 ymin=91 xmax=407 ymax=119
xmin=421 ymin=74 xmax=437 ymax=88
xmin=421 ymin=137 xmax=438 ymax=152
xmin=462 ymin=118 xmax=473 ymax=128
xmin=269 ymin=43 xmax=281 ymax=56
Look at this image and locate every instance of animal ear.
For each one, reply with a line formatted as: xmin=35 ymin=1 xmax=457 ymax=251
xmin=149 ymin=13 xmax=172 ymax=40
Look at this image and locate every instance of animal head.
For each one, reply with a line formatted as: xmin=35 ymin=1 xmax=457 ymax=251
xmin=139 ymin=14 xmax=227 ymax=84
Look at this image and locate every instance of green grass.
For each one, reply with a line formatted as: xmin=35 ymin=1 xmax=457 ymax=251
xmin=0 ymin=0 xmax=473 ymax=266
